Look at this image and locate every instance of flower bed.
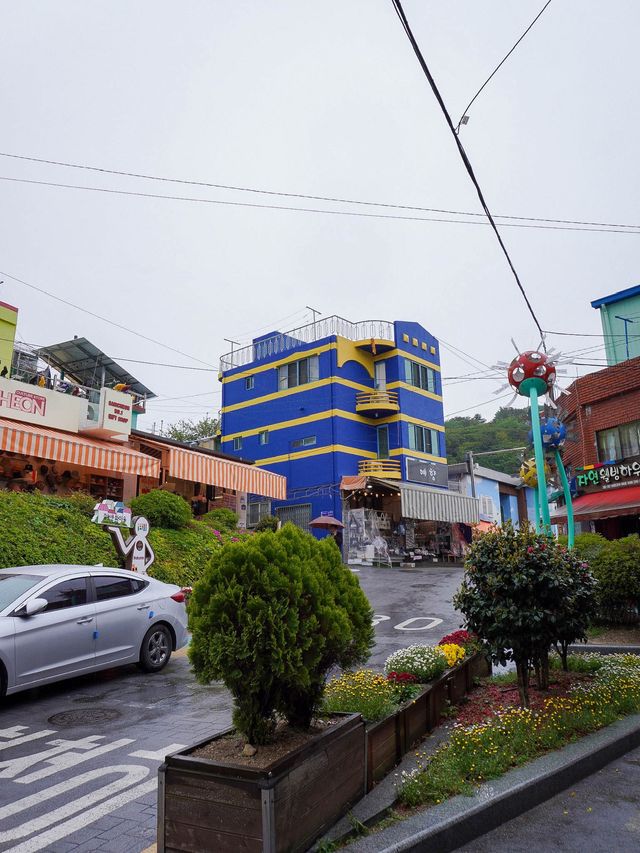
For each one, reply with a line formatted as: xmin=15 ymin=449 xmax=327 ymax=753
xmin=398 ymin=653 xmax=640 ymax=808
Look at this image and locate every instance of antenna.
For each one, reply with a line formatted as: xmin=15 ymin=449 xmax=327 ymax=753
xmin=223 ymin=338 xmax=242 ymax=368
xmin=306 ymin=306 xmax=322 ymax=337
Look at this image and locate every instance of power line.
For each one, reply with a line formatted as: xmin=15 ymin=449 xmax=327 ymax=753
xmin=544 ymin=328 xmax=640 ymax=339
xmin=445 ymin=391 xmax=518 ymax=417
xmin=2 ymin=174 xmax=639 ymax=236
xmin=455 ymin=0 xmax=553 ymax=133
xmin=3 ymin=150 xmax=637 ymax=231
xmin=0 ymin=270 xmax=216 ymax=369
xmin=390 ymin=0 xmax=546 ymax=343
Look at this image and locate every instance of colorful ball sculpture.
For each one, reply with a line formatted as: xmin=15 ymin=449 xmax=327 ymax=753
xmin=528 ymin=416 xmax=567 ymax=450
xmin=508 ymin=350 xmax=556 ymax=397
xmin=519 ymin=457 xmax=550 ymax=488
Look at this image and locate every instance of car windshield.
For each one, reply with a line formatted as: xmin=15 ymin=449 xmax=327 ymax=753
xmin=0 ymin=573 xmax=42 ymax=611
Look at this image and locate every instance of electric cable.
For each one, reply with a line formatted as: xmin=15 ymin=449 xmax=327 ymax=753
xmin=455 ymin=0 xmax=553 ymax=133
xmin=2 ymin=150 xmax=636 ymax=231
xmin=390 ymin=0 xmax=547 ymax=342
xmin=1 ymin=174 xmax=638 ymax=235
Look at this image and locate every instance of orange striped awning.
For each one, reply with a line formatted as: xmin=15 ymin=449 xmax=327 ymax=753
xmin=0 ymin=418 xmax=160 ymax=478
xmin=168 ymin=446 xmax=286 ymax=499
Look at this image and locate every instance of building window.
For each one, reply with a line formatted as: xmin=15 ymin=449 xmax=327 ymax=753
xmin=377 ymin=425 xmax=390 ymax=459
xmin=408 ymin=423 xmax=440 ymax=455
xmin=233 ymin=436 xmax=243 ymax=451
xmin=247 ymin=500 xmax=271 ymax=527
xmin=278 ymin=355 xmax=319 ymax=390
xmin=403 ymin=358 xmax=437 ymax=394
xmin=245 ymin=376 xmax=254 ymax=390
xmin=480 ymin=495 xmax=495 ymax=519
xmin=292 ymin=435 xmax=316 ymax=448
xmin=259 ymin=430 xmax=269 ymax=446
xmin=597 ymin=420 xmax=640 ymax=462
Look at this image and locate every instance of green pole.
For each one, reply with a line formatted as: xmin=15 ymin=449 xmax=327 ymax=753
xmin=532 ymin=487 xmax=541 ymax=533
xmin=529 ymin=387 xmax=551 ymax=531
xmin=555 ymin=447 xmax=575 ymax=549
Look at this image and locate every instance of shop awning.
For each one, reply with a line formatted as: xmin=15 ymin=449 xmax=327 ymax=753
xmin=0 ymin=418 xmax=160 ymax=478
xmin=551 ymin=486 xmax=640 ymax=523
xmin=164 ymin=445 xmax=286 ymax=500
xmin=398 ymin=482 xmax=479 ymax=524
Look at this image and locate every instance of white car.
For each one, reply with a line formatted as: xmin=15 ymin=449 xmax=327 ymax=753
xmin=0 ymin=565 xmax=190 ymax=698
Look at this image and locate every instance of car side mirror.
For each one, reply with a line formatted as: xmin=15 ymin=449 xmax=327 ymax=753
xmin=15 ymin=597 xmax=48 ymax=617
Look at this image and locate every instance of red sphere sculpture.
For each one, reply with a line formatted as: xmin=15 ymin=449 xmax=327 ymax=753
xmin=507 ymin=350 xmax=556 ymax=397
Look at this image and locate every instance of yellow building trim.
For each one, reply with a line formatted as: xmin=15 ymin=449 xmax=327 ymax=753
xmin=387 ymin=381 xmax=442 ymax=402
xmin=390 ymin=447 xmax=448 ymax=464
xmin=222 ymin=342 xmax=336 ymax=383
xmin=374 ymin=349 xmax=440 ymax=372
xmin=335 ymin=336 xmax=375 ymax=378
xmin=221 ymin=376 xmax=373 ymax=414
xmin=221 ymin=408 xmax=446 ymax=443
xmin=256 ymin=443 xmax=378 ymax=466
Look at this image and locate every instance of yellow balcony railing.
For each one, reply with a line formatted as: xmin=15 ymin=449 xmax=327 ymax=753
xmin=355 ymin=390 xmax=400 ymax=416
xmin=358 ymin=459 xmax=402 ymax=479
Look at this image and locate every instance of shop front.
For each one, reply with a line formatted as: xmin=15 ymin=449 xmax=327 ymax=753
xmin=341 ymin=476 xmax=479 ymax=566
xmin=0 ymin=417 xmax=160 ymax=501
xmin=551 ymin=458 xmax=640 ymax=538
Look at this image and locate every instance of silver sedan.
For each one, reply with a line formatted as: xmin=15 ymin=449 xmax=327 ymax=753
xmin=0 ymin=565 xmax=189 ymax=698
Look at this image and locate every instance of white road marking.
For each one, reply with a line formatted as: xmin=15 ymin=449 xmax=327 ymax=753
xmin=372 ymin=614 xmax=391 ymax=627
xmin=130 ymin=744 xmax=186 ymax=761
xmin=0 ymin=736 xmax=105 ymax=779
xmin=17 ymin=737 xmax=134 ymax=784
xmin=0 ymin=729 xmax=57 ymax=751
xmin=0 ymin=764 xmax=149 ymax=830
xmin=3 ymin=774 xmax=157 ymax=853
xmin=393 ymin=617 xmax=443 ymax=631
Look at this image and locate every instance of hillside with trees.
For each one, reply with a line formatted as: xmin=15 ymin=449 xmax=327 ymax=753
xmin=445 ymin=406 xmax=531 ymax=476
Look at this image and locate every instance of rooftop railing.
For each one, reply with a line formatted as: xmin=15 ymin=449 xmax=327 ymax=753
xmin=219 ymin=316 xmax=395 ymax=371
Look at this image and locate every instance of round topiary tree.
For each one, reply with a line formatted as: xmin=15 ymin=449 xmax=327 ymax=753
xmin=201 ymin=507 xmax=238 ymax=531
xmin=129 ymin=489 xmax=192 ymax=530
xmin=589 ymin=535 xmax=640 ymax=623
xmin=454 ymin=523 xmax=596 ymax=707
xmin=188 ymin=523 xmax=374 ymax=744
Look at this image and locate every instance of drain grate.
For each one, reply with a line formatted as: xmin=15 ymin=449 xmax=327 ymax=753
xmin=48 ymin=708 xmax=122 ymax=726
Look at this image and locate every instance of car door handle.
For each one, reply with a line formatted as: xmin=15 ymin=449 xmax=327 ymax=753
xmin=77 ymin=616 xmax=93 ymax=624
xmin=137 ymin=604 xmax=150 ymax=610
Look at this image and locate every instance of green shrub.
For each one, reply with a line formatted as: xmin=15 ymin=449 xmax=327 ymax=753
xmin=201 ymin=507 xmax=238 ymax=531
xmin=188 ymin=523 xmax=374 ymax=744
xmin=254 ymin=514 xmax=279 ymax=532
xmin=557 ymin=532 xmax=608 ymax=564
xmin=589 ymin=535 xmax=640 ymax=622
xmin=130 ymin=489 xmax=192 ymax=530
xmin=146 ymin=524 xmax=223 ymax=586
xmin=0 ymin=491 xmax=117 ymax=569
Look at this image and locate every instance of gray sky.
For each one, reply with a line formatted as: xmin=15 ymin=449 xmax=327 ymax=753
xmin=1 ymin=1 xmax=638 ymax=431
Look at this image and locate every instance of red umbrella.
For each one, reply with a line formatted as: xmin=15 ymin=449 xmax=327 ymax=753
xmin=309 ymin=515 xmax=345 ymax=530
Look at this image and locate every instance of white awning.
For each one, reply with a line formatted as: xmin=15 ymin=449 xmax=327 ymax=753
xmin=398 ymin=482 xmax=479 ymax=524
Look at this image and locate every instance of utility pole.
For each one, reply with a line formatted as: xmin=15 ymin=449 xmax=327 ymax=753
xmin=465 ymin=446 xmax=528 ymax=498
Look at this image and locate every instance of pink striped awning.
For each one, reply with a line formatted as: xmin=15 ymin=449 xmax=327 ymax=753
xmin=0 ymin=418 xmax=160 ymax=478
xmin=168 ymin=446 xmax=286 ymax=499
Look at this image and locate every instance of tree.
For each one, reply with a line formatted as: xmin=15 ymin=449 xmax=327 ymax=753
xmin=164 ymin=416 xmax=219 ymax=443
xmin=445 ymin=406 xmax=530 ymax=476
xmin=454 ymin=523 xmax=596 ymax=707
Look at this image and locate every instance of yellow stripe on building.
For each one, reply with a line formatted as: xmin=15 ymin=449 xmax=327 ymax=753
xmin=221 ymin=377 xmax=374 ymax=413
xmin=374 ymin=349 xmax=440 ymax=372
xmin=389 ymin=447 xmax=447 ymax=464
xmin=387 ymin=381 xmax=443 ymax=402
xmin=256 ymin=443 xmax=378 ymax=466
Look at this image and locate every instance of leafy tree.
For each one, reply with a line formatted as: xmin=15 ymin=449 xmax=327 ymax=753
xmin=588 ymin=535 xmax=640 ymax=623
xmin=445 ymin=406 xmax=530 ymax=476
xmin=130 ymin=489 xmax=192 ymax=530
xmin=454 ymin=523 xmax=596 ymax=707
xmin=164 ymin=416 xmax=219 ymax=444
xmin=188 ymin=524 xmax=374 ymax=744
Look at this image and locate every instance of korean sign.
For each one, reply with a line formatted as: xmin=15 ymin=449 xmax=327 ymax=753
xmin=576 ymin=460 xmax=640 ymax=491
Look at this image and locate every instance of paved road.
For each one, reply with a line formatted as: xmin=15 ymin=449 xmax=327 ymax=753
xmin=457 ymin=744 xmax=640 ymax=853
xmin=0 ymin=564 xmax=464 ymax=852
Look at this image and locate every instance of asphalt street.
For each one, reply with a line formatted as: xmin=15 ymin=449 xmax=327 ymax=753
xmin=0 ymin=564 xmax=464 ymax=853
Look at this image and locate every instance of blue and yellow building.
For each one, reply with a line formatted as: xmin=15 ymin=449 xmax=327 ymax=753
xmin=219 ymin=316 xmax=481 ymax=536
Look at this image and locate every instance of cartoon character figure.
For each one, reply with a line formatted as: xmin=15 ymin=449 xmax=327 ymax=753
xmin=107 ymin=516 xmax=155 ymax=574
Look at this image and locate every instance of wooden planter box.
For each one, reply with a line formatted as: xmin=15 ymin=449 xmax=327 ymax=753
xmin=365 ymin=651 xmax=489 ymax=791
xmin=158 ymin=713 xmax=365 ymax=853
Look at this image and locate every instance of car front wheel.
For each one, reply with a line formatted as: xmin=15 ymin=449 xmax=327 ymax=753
xmin=139 ymin=624 xmax=172 ymax=673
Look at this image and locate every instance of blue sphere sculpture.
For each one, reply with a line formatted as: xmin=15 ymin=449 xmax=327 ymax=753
xmin=528 ymin=416 xmax=566 ymax=450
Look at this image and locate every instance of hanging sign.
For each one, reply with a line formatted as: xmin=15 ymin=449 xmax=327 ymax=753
xmin=576 ymin=458 xmax=640 ymax=491
xmin=405 ymin=457 xmax=448 ymax=487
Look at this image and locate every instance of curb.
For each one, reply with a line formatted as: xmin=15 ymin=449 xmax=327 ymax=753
xmin=569 ymin=643 xmax=640 ymax=655
xmin=343 ymin=713 xmax=640 ymax=853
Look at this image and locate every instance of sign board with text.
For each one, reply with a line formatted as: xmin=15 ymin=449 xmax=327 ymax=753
xmin=576 ymin=458 xmax=640 ymax=491
xmin=0 ymin=376 xmax=84 ymax=432
xmin=405 ymin=457 xmax=448 ymax=488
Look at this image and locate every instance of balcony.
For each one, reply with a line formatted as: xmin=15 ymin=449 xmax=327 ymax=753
xmin=358 ymin=459 xmax=402 ymax=479
xmin=355 ymin=390 xmax=399 ymax=417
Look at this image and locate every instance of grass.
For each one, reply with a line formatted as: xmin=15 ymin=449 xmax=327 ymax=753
xmin=398 ymin=654 xmax=640 ymax=809
xmin=486 ymin=671 xmax=518 ymax=686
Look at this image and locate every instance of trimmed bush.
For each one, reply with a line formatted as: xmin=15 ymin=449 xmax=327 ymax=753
xmin=146 ymin=524 xmax=223 ymax=586
xmin=254 ymin=514 xmax=279 ymax=532
xmin=201 ymin=507 xmax=238 ymax=531
xmin=589 ymin=535 xmax=640 ymax=623
xmin=130 ymin=489 xmax=192 ymax=530
xmin=188 ymin=523 xmax=374 ymax=744
xmin=557 ymin=532 xmax=608 ymax=564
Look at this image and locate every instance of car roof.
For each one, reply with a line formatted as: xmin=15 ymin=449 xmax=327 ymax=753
xmin=0 ymin=565 xmax=138 ymax=578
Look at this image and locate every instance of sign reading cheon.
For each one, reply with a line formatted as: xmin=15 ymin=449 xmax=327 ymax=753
xmin=0 ymin=376 xmax=84 ymax=432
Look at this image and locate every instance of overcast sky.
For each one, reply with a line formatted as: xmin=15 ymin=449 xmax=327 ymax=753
xmin=1 ymin=1 xmax=638 ymax=432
